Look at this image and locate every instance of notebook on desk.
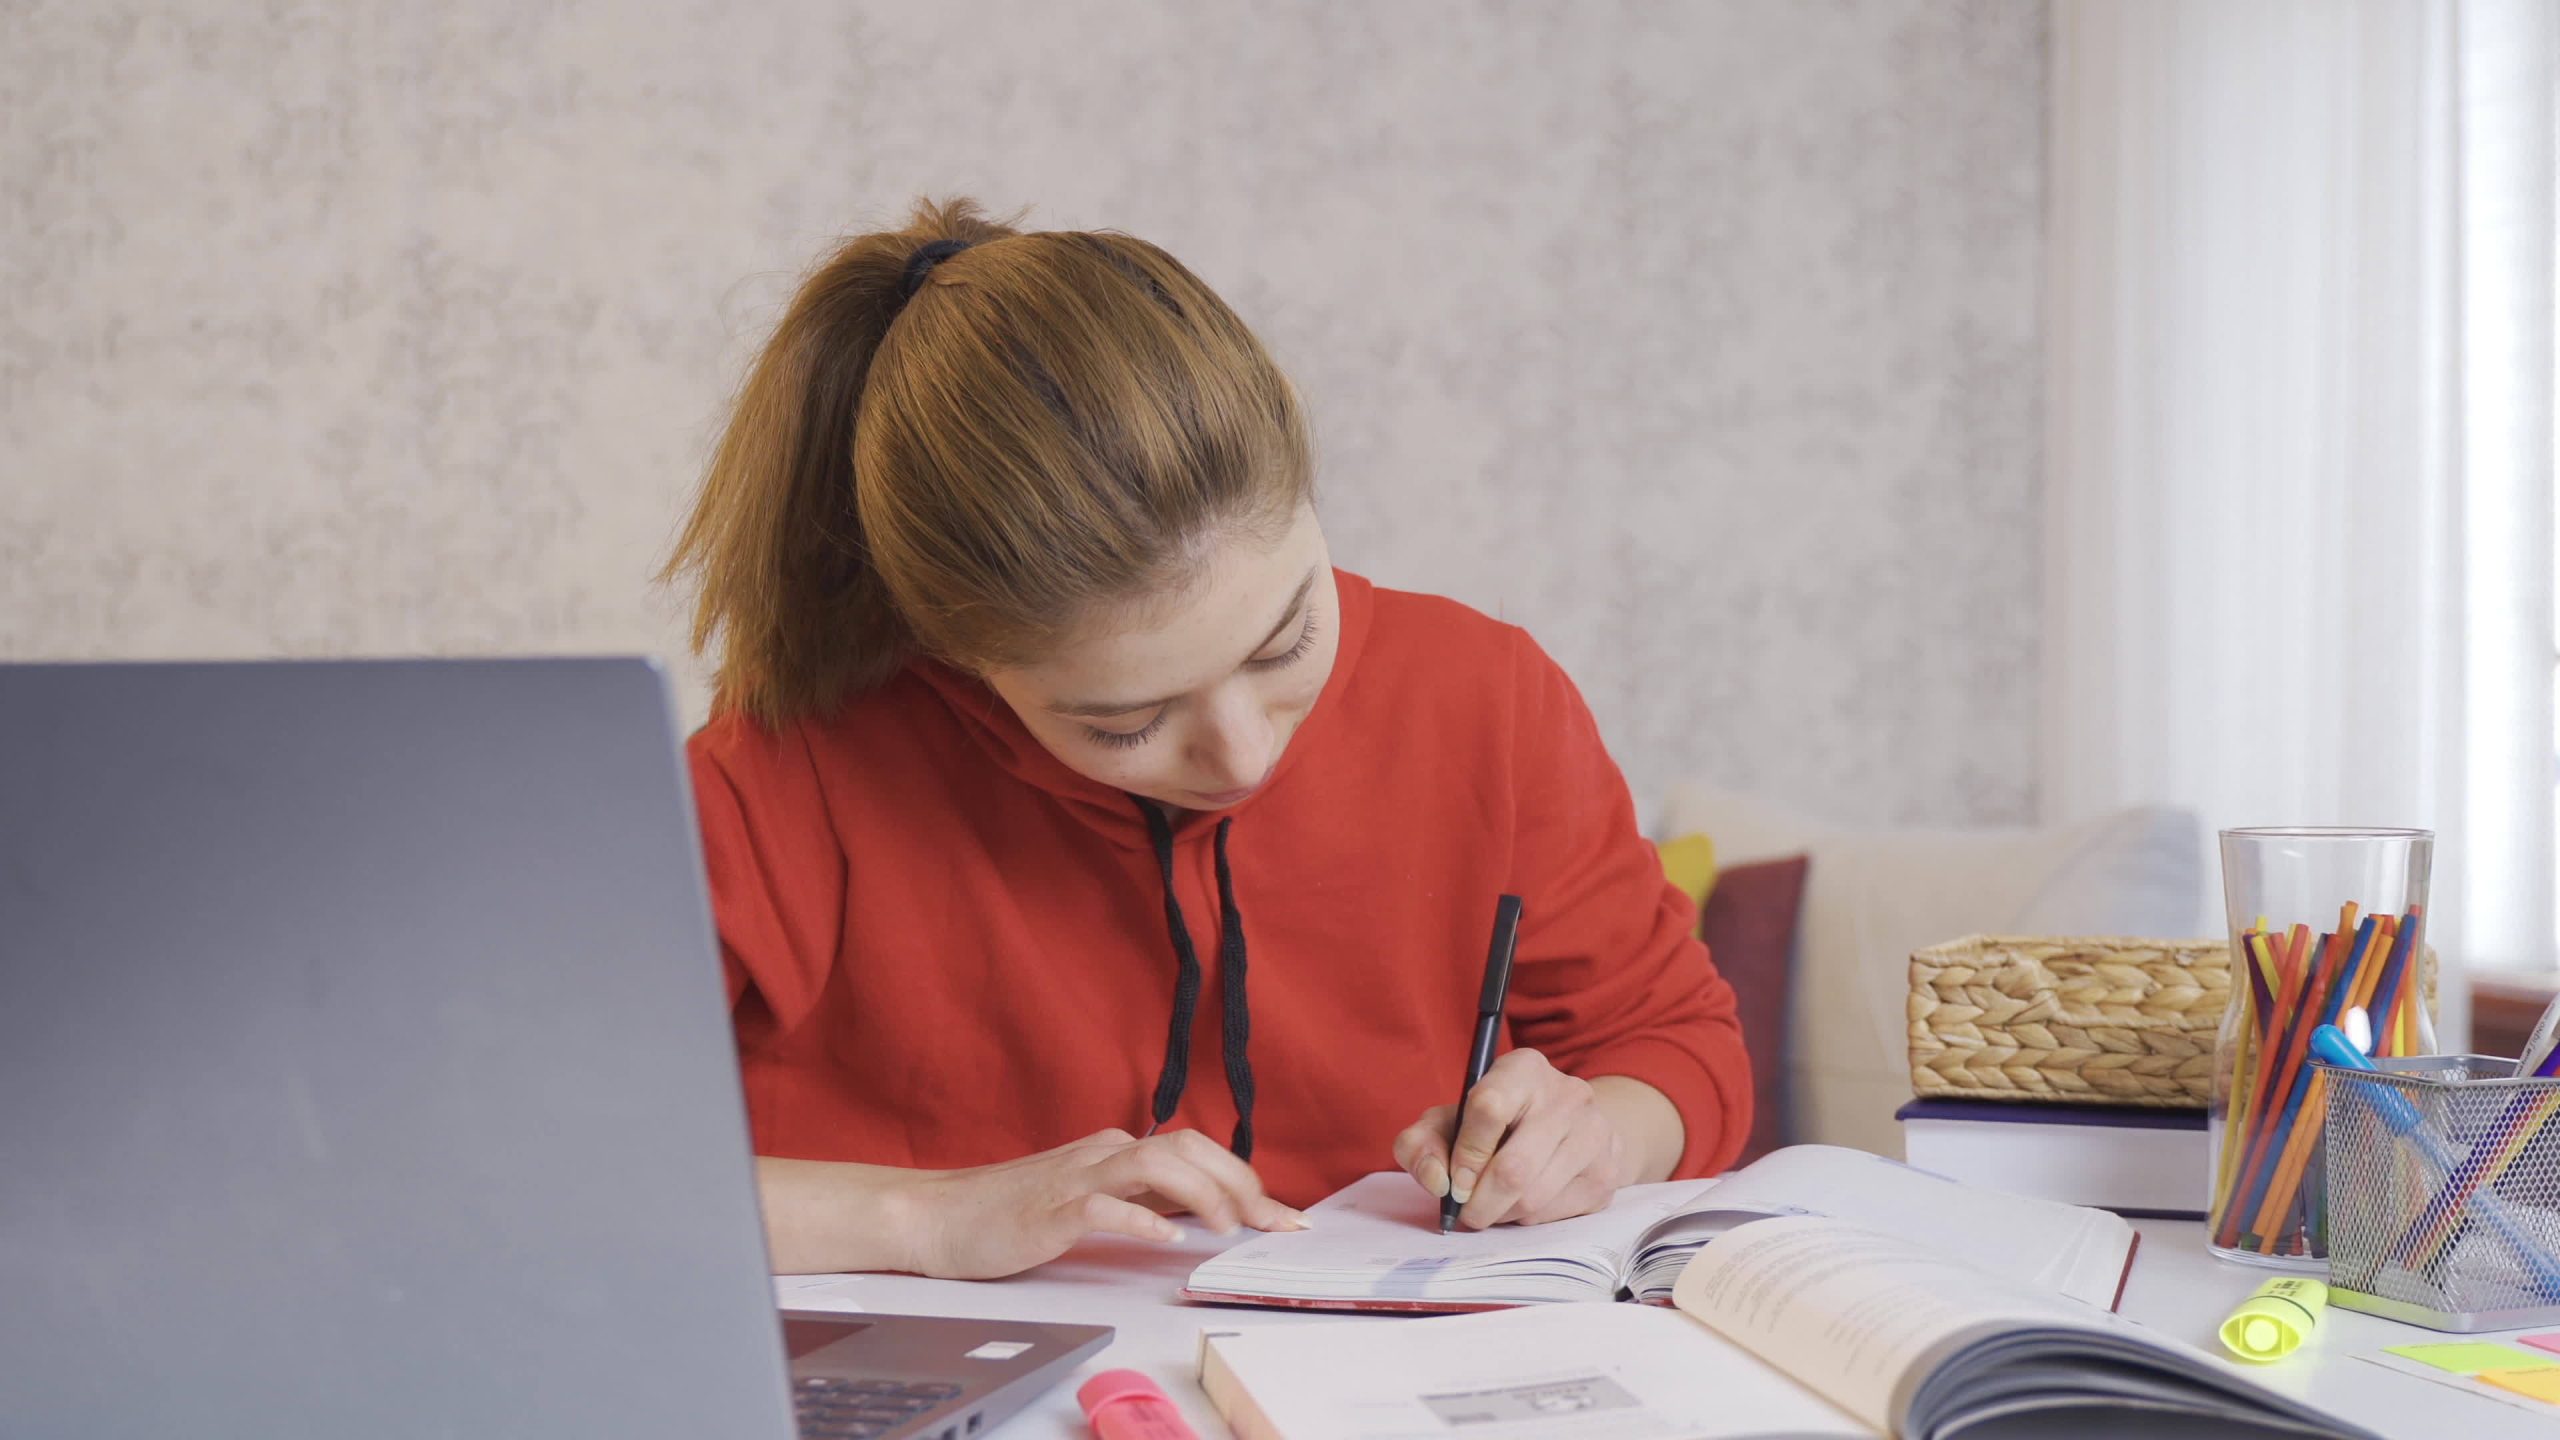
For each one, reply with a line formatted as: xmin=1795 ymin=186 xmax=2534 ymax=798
xmin=1183 ymin=1144 xmax=2138 ymax=1314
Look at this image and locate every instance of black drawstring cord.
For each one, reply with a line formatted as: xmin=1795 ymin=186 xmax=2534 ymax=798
xmin=1135 ymin=799 xmax=1256 ymax=1159
xmin=1212 ymin=818 xmax=1254 ymax=1160
xmin=1140 ymin=801 xmax=1204 ymax=1137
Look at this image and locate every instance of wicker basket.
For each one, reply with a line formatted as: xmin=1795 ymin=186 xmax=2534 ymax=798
xmin=1907 ymin=936 xmax=2230 ymax=1108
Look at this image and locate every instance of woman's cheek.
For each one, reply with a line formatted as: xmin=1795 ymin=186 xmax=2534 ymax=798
xmin=1278 ymin=663 xmax=1331 ymax=722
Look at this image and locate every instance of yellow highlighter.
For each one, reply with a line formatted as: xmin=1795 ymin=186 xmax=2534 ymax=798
xmin=2219 ymin=1278 xmax=2328 ymax=1363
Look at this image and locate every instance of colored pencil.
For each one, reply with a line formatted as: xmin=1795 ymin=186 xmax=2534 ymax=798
xmin=2216 ymin=961 xmax=2265 ymax=1206
xmin=2250 ymin=916 xmax=2389 ymax=1245
xmin=2239 ymin=917 xmax=2358 ymax=1245
xmin=2210 ymin=906 xmax=2430 ymax=1259
xmin=2223 ymin=924 xmax=2341 ymax=1249
xmin=2214 ymin=926 xmax=2294 ymax=1245
xmin=2366 ymin=906 xmax=2421 ymax=1059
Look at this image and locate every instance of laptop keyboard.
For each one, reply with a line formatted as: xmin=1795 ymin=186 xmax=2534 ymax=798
xmin=793 ymin=1376 xmax=968 ymax=1439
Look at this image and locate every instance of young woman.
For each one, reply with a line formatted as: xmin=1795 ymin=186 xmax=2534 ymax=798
xmin=666 ymin=199 xmax=1751 ymax=1280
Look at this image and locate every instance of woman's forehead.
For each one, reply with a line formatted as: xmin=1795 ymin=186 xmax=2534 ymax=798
xmin=1014 ymin=511 xmax=1326 ymax=712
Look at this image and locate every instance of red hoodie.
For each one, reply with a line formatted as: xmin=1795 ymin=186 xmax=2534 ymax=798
xmin=689 ymin=570 xmax=1752 ymax=1206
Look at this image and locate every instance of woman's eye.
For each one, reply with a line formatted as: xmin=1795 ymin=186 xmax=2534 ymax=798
xmin=1086 ymin=710 xmax=1167 ymax=750
xmin=1246 ymin=607 xmax=1321 ymax=671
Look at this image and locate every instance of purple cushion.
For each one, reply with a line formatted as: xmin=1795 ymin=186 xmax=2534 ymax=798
xmin=1700 ymin=855 xmax=1810 ymax=1166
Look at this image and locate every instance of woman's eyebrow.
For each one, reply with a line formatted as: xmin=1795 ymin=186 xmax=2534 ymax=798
xmin=1246 ymin=569 xmax=1320 ymax=653
xmin=1047 ymin=567 xmax=1318 ymax=719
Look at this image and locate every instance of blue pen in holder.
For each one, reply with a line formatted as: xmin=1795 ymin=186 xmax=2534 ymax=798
xmin=2315 ymin=1052 xmax=2560 ymax=1331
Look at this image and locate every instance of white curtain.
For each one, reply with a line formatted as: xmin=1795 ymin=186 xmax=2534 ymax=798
xmin=2043 ymin=0 xmax=2557 ymax=1045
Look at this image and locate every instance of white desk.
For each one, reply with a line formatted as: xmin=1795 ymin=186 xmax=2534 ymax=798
xmin=776 ymin=1219 xmax=2555 ymax=1438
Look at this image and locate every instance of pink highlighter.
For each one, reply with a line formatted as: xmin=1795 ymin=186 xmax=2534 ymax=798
xmin=1077 ymin=1370 xmax=1201 ymax=1440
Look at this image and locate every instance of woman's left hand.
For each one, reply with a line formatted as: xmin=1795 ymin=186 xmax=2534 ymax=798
xmin=1390 ymin=1047 xmax=1630 ymax=1229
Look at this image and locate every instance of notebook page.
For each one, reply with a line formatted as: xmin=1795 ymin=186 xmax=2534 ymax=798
xmin=1669 ymin=1215 xmax=2099 ymax=1434
xmin=1200 ymin=1301 xmax=1873 ymax=1439
xmin=1188 ymin=1172 xmax=1715 ymax=1304
xmin=1632 ymin=1145 xmax=2132 ymax=1307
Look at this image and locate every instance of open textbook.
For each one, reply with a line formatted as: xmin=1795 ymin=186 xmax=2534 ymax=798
xmin=1199 ymin=1217 xmax=2376 ymax=1440
xmin=1183 ymin=1145 xmax=2136 ymax=1313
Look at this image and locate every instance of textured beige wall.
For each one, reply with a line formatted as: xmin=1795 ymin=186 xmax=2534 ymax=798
xmin=1 ymin=1 xmax=2044 ymax=825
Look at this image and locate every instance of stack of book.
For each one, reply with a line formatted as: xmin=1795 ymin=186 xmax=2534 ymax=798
xmin=1895 ymin=1097 xmax=2206 ymax=1219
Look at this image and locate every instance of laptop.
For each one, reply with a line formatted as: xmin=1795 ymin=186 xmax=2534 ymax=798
xmin=0 ymin=659 xmax=1111 ymax=1440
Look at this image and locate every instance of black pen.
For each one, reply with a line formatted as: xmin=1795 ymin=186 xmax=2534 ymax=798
xmin=1443 ymin=893 xmax=1524 ymax=1233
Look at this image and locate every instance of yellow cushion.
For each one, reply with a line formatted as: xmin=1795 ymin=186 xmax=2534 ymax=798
xmin=1655 ymin=832 xmax=1718 ymax=910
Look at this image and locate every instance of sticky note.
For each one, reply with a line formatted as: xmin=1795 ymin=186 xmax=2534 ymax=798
xmin=2384 ymin=1342 xmax=2552 ymax=1374
xmin=2480 ymin=1367 xmax=2560 ymax=1404
xmin=2521 ymin=1333 xmax=2560 ymax=1357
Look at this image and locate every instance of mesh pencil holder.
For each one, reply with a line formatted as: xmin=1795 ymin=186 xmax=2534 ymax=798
xmin=2316 ymin=1054 xmax=2560 ymax=1332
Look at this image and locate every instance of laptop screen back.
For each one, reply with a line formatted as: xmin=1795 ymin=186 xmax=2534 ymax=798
xmin=0 ymin=659 xmax=795 ymax=1440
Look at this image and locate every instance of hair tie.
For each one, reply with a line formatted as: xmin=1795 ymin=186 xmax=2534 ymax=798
xmin=899 ymin=239 xmax=971 ymax=301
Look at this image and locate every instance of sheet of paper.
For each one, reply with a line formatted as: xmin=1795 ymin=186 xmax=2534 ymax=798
xmin=2381 ymin=1342 xmax=2550 ymax=1374
xmin=2480 ymin=1367 xmax=2560 ymax=1404
xmin=1669 ymin=1215 xmax=2094 ymax=1434
xmin=2521 ymin=1332 xmax=2560 ymax=1356
xmin=1190 ymin=1172 xmax=1713 ymax=1302
xmin=1201 ymin=1302 xmax=1871 ymax=1439
xmin=2356 ymin=1349 xmax=2560 ymax=1419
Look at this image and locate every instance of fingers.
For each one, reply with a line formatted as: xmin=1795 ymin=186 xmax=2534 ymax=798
xmin=1393 ymin=1105 xmax=1458 ymax=1199
xmin=989 ymin=1192 xmax=1181 ymax=1277
xmin=1457 ymin=1086 xmax=1582 ymax=1229
xmin=1155 ymin=1129 xmax=1308 ymax=1232
xmin=1442 ymin=1052 xmax=1625 ymax=1230
xmin=1504 ymin=1116 xmax=1618 ymax=1227
xmin=1066 ymin=1190 xmax=1183 ymax=1246
xmin=1446 ymin=1050 xmax=1553 ymax=1209
xmin=1094 ymin=1131 xmax=1308 ymax=1235
xmin=920 ymin=1129 xmax=1303 ymax=1281
xmin=1105 ymin=1148 xmax=1240 ymax=1233
xmin=1157 ymin=1128 xmax=1265 ymax=1206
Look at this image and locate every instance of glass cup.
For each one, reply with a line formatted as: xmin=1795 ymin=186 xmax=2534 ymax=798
xmin=2208 ymin=828 xmax=2435 ymax=1266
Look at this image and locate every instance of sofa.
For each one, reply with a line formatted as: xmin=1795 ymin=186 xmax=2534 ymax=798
xmin=1659 ymin=786 xmax=2210 ymax=1159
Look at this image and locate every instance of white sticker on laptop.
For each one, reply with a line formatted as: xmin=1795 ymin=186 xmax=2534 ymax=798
xmin=966 ymin=1340 xmax=1035 ymax=1361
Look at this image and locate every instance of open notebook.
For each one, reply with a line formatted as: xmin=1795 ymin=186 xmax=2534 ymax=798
xmin=1183 ymin=1145 xmax=2135 ymax=1314
xmin=1199 ymin=1218 xmax=2372 ymax=1440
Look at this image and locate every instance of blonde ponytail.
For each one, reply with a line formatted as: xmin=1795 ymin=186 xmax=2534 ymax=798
xmin=664 ymin=197 xmax=1310 ymax=727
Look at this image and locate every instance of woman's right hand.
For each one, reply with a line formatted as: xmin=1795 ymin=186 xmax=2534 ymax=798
xmin=893 ymin=1128 xmax=1309 ymax=1280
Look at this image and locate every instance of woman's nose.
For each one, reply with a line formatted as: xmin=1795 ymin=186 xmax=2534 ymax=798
xmin=1190 ymin=688 xmax=1276 ymax=791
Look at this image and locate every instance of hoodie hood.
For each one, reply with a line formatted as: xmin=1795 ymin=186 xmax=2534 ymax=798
xmin=905 ymin=571 xmax=1375 ymax=1157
